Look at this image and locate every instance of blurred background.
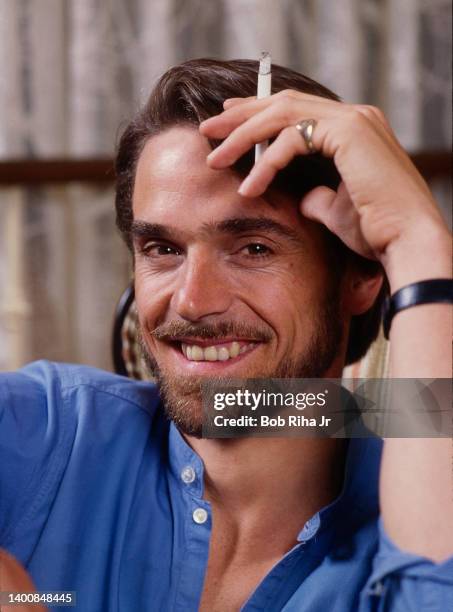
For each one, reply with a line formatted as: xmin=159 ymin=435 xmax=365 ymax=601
xmin=0 ymin=0 xmax=451 ymax=372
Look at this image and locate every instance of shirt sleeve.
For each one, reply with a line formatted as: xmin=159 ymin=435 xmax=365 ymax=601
xmin=0 ymin=361 xmax=65 ymax=547
xmin=360 ymin=517 xmax=453 ymax=611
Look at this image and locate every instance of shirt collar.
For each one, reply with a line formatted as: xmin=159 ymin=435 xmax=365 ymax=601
xmin=303 ymin=436 xmax=383 ymax=540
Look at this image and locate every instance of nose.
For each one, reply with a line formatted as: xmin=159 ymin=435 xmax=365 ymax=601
xmin=170 ymin=250 xmax=234 ymax=321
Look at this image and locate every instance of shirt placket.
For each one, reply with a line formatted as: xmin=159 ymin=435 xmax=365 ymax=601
xmin=173 ymin=460 xmax=212 ymax=612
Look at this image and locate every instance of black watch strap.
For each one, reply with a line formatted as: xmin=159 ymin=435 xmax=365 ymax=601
xmin=383 ymin=278 xmax=453 ymax=339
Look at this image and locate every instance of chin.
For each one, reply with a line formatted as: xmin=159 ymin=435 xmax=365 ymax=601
xmin=139 ymin=307 xmax=344 ymax=437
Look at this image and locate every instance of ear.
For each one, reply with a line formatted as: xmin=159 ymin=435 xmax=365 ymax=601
xmin=343 ymin=270 xmax=384 ymax=316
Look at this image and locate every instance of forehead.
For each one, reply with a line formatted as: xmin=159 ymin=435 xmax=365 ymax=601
xmin=132 ymin=126 xmax=316 ymax=237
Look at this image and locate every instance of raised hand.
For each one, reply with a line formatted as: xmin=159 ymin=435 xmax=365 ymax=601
xmin=200 ymin=91 xmax=450 ymax=285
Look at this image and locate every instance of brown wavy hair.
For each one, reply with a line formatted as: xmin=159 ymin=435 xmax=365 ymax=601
xmin=115 ymin=58 xmax=388 ymax=365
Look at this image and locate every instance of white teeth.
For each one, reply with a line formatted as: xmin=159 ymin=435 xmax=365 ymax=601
xmin=218 ymin=347 xmax=230 ymax=361
xmin=181 ymin=341 xmax=254 ymax=362
xmin=204 ymin=346 xmax=218 ymax=361
xmin=230 ymin=342 xmax=240 ymax=358
xmin=191 ymin=345 xmax=204 ymax=361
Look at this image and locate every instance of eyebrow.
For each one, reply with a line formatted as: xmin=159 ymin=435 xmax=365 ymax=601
xmin=131 ymin=217 xmax=302 ymax=245
xmin=214 ymin=217 xmax=301 ymax=243
xmin=131 ymin=221 xmax=178 ymax=243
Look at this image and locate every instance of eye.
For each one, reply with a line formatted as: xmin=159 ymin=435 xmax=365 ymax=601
xmin=142 ymin=242 xmax=181 ymax=257
xmin=241 ymin=243 xmax=273 ymax=257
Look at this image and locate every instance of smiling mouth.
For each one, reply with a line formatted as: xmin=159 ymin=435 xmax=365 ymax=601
xmin=169 ymin=339 xmax=258 ymax=362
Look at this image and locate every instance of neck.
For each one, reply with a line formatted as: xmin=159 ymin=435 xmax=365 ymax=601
xmin=188 ymin=363 xmax=348 ymax=519
xmin=187 ymin=434 xmax=346 ymax=528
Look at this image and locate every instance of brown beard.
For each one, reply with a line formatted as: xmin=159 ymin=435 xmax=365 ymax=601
xmin=138 ymin=284 xmax=343 ymax=438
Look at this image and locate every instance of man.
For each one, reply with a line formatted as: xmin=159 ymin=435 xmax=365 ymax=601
xmin=1 ymin=59 xmax=452 ymax=611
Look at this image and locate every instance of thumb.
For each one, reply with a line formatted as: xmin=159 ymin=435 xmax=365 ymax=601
xmin=300 ymin=184 xmax=375 ymax=259
xmin=299 ymin=185 xmax=337 ymax=227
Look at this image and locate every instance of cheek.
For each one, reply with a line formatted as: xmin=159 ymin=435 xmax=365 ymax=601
xmin=247 ymin=264 xmax=330 ymax=333
xmin=134 ymin=268 xmax=174 ymax=330
xmin=233 ymin=268 xmax=315 ymax=336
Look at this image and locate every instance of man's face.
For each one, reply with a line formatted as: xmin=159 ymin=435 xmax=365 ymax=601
xmin=132 ymin=127 xmax=347 ymax=436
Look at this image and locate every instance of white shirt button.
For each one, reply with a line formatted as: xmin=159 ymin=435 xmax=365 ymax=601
xmin=181 ymin=466 xmax=196 ymax=484
xmin=192 ymin=507 xmax=208 ymax=524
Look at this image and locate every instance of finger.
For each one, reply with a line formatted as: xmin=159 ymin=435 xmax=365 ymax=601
xmin=200 ymin=97 xmax=273 ymax=138
xmin=207 ymin=101 xmax=333 ymax=168
xmin=201 ymin=91 xmax=336 ymax=138
xmin=223 ymin=97 xmax=255 ymax=109
xmin=237 ymin=126 xmax=306 ymax=197
xmin=225 ymin=91 xmax=335 ymax=107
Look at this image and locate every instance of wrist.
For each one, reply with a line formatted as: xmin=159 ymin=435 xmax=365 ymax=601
xmin=382 ymin=222 xmax=452 ymax=293
xmin=383 ymin=279 xmax=453 ymax=339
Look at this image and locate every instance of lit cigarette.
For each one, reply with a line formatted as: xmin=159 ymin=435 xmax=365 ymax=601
xmin=255 ymin=51 xmax=272 ymax=162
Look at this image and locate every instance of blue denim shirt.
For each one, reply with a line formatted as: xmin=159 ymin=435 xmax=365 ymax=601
xmin=1 ymin=361 xmax=452 ymax=611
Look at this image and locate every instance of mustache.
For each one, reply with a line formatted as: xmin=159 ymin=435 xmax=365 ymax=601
xmin=150 ymin=320 xmax=273 ymax=343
